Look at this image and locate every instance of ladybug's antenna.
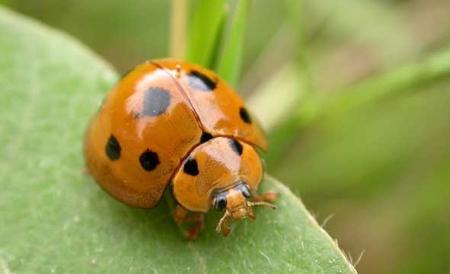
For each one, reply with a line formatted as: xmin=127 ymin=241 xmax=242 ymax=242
xmin=216 ymin=210 xmax=231 ymax=235
xmin=247 ymin=201 xmax=276 ymax=210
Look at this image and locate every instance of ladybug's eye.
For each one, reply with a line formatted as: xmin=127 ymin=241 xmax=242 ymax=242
xmin=236 ymin=183 xmax=251 ymax=198
xmin=241 ymin=186 xmax=251 ymax=198
xmin=213 ymin=196 xmax=227 ymax=210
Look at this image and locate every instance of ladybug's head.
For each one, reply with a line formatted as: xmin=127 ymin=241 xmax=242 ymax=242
xmin=212 ymin=181 xmax=275 ymax=236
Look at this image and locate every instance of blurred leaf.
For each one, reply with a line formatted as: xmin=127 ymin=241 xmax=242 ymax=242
xmin=306 ymin=0 xmax=417 ymax=66
xmin=280 ymin=79 xmax=450 ymax=274
xmin=3 ymin=0 xmax=170 ymax=72
xmin=275 ymin=76 xmax=450 ymax=196
xmin=302 ymin=0 xmax=445 ymax=94
xmin=247 ymin=0 xmax=312 ymax=134
xmin=393 ymin=146 xmax=450 ymax=274
xmin=265 ymin=48 xmax=450 ymax=167
xmin=267 ymin=54 xmax=450 ymax=274
xmin=247 ymin=64 xmax=304 ymax=131
xmin=216 ymin=0 xmax=250 ymax=85
xmin=186 ymin=0 xmax=228 ymax=68
xmin=332 ymin=48 xmax=450 ymax=113
xmin=0 ymin=8 xmax=356 ymax=274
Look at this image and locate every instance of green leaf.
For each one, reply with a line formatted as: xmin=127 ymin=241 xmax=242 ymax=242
xmin=186 ymin=0 xmax=228 ymax=68
xmin=216 ymin=0 xmax=250 ymax=85
xmin=186 ymin=0 xmax=251 ymax=86
xmin=0 ymin=8 xmax=356 ymax=274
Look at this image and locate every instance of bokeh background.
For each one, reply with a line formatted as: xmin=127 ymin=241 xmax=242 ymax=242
xmin=3 ymin=0 xmax=449 ymax=273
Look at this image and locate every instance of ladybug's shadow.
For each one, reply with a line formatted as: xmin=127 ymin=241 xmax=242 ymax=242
xmin=88 ymin=187 xmax=183 ymax=244
xmin=86 ymin=185 xmax=255 ymax=245
xmin=84 ymin=180 xmax=274 ymax=249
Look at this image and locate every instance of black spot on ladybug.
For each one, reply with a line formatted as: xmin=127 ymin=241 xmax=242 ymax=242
xmin=229 ymin=139 xmax=243 ymax=156
xmin=183 ymin=157 xmax=199 ymax=176
xmin=239 ymin=107 xmax=252 ymax=124
xmin=142 ymin=87 xmax=171 ymax=117
xmin=139 ymin=149 xmax=160 ymax=171
xmin=200 ymin=132 xmax=213 ymax=144
xmin=187 ymin=70 xmax=216 ymax=91
xmin=105 ymin=135 xmax=121 ymax=161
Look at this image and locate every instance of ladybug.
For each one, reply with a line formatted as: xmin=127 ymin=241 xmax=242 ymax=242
xmin=84 ymin=59 xmax=277 ymax=239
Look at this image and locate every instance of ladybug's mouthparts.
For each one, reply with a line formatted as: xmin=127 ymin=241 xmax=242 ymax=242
xmin=215 ymin=201 xmax=276 ymax=236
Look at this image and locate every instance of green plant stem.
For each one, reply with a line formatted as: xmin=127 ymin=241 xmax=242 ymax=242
xmin=186 ymin=0 xmax=228 ymax=67
xmin=216 ymin=0 xmax=250 ymax=85
xmin=284 ymin=0 xmax=313 ymax=97
xmin=169 ymin=0 xmax=187 ymax=58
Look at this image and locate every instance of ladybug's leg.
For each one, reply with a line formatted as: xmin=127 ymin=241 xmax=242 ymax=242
xmin=173 ymin=205 xmax=188 ymax=226
xmin=173 ymin=205 xmax=205 ymax=240
xmin=219 ymin=215 xmax=231 ymax=237
xmin=252 ymin=191 xmax=278 ymax=203
xmin=185 ymin=215 xmax=205 ymax=241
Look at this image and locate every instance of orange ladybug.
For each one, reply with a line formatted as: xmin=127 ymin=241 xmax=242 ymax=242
xmin=84 ymin=59 xmax=277 ymax=239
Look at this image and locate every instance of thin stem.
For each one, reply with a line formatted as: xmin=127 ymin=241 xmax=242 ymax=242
xmin=169 ymin=0 xmax=187 ymax=58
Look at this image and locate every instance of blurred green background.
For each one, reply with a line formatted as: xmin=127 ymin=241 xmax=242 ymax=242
xmin=4 ymin=0 xmax=449 ymax=273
